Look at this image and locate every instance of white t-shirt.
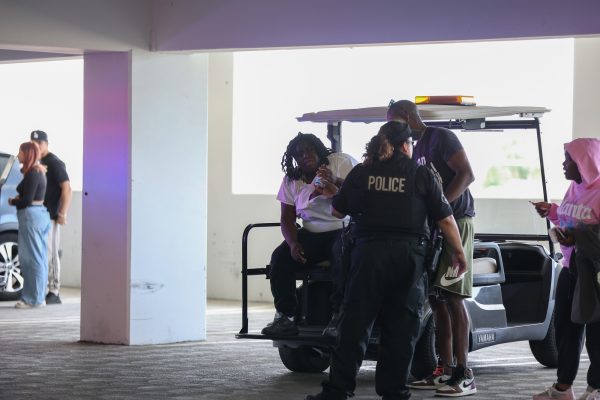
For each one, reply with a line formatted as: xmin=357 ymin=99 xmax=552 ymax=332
xmin=277 ymin=152 xmax=358 ymax=233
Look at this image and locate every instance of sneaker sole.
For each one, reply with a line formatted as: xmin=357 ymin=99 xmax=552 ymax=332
xmin=435 ymin=388 xmax=477 ymax=397
xmin=408 ymin=383 xmax=443 ymax=390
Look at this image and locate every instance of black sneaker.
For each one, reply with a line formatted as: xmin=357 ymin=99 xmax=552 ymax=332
xmin=322 ymin=313 xmax=340 ymax=337
xmin=261 ymin=316 xmax=298 ymax=336
xmin=45 ymin=292 xmax=62 ymax=305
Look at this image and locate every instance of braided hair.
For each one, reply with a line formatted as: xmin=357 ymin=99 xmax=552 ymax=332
xmin=281 ymin=133 xmax=333 ymax=180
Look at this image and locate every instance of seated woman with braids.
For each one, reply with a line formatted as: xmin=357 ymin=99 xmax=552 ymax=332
xmin=262 ymin=132 xmax=358 ymax=336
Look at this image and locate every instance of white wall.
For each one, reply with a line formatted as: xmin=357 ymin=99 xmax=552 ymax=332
xmin=129 ymin=51 xmax=208 ymax=344
xmin=60 ymin=191 xmax=82 ymax=288
xmin=207 ymin=53 xmax=280 ymax=302
xmin=573 ymin=37 xmax=600 ymax=139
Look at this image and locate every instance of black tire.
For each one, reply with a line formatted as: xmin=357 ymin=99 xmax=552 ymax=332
xmin=411 ymin=316 xmax=437 ymax=379
xmin=278 ymin=346 xmax=330 ymax=373
xmin=529 ymin=311 xmax=558 ymax=368
xmin=0 ymin=231 xmax=22 ymax=301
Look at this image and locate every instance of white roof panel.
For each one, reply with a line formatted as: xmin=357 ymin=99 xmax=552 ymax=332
xmin=297 ymin=105 xmax=551 ymax=124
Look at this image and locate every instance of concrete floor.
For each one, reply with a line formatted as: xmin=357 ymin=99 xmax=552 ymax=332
xmin=0 ymin=288 xmax=592 ymax=400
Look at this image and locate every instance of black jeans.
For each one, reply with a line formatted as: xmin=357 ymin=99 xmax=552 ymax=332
xmin=323 ymin=236 xmax=428 ymax=400
xmin=556 ymin=265 xmax=600 ymax=388
xmin=269 ymin=228 xmax=342 ymax=317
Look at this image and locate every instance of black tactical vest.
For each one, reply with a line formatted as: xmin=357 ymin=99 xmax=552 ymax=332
xmin=354 ymin=157 xmax=429 ymax=238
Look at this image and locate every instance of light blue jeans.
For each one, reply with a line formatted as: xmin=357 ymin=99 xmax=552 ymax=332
xmin=17 ymin=206 xmax=51 ymax=305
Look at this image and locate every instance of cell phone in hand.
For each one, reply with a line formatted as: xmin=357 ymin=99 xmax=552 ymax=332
xmin=548 ymin=227 xmax=566 ymax=242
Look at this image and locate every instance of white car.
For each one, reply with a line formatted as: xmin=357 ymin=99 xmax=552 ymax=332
xmin=0 ymin=151 xmax=23 ymax=300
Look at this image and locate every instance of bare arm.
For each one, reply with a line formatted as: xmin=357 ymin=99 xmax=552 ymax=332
xmin=56 ymin=180 xmax=72 ymax=225
xmin=436 ymin=215 xmax=467 ymax=275
xmin=280 ymin=203 xmax=306 ymax=263
xmin=331 ymin=206 xmax=346 ymax=219
xmin=444 ymin=149 xmax=475 ymax=203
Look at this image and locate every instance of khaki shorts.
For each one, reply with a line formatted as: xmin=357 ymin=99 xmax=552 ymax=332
xmin=433 ymin=217 xmax=474 ymax=298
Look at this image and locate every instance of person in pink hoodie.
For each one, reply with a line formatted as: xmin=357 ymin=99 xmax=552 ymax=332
xmin=532 ymin=138 xmax=600 ymax=400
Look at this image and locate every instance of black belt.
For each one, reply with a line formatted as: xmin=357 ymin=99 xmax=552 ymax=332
xmin=355 ymin=233 xmax=427 ymax=246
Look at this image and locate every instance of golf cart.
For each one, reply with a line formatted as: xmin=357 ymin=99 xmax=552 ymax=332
xmin=237 ymin=103 xmax=560 ymax=378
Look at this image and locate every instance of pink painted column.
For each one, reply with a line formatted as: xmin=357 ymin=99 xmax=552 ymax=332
xmin=81 ymin=51 xmax=131 ymax=344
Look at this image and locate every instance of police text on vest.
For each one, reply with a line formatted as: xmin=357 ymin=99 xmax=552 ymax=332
xmin=368 ymin=176 xmax=406 ymax=192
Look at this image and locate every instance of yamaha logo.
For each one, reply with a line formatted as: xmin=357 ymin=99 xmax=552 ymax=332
xmin=477 ymin=332 xmax=496 ymax=344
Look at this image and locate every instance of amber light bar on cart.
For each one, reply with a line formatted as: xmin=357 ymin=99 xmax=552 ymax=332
xmin=415 ymin=95 xmax=476 ymax=106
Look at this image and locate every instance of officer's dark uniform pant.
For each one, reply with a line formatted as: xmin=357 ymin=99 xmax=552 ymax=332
xmin=269 ymin=228 xmax=342 ymax=317
xmin=323 ymin=237 xmax=427 ymax=400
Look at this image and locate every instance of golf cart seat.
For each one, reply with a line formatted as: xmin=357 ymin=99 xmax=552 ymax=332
xmin=472 ymin=242 xmax=505 ymax=286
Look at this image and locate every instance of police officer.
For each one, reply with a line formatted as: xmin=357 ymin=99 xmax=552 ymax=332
xmin=306 ymin=121 xmax=468 ymax=400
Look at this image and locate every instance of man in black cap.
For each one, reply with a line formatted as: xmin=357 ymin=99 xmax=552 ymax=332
xmin=306 ymin=121 xmax=467 ymax=400
xmin=387 ymin=100 xmax=476 ymax=397
xmin=30 ymin=130 xmax=72 ymax=305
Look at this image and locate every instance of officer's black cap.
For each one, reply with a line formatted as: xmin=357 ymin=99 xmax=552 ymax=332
xmin=377 ymin=121 xmax=412 ymax=143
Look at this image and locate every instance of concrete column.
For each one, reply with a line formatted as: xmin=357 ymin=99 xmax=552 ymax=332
xmin=81 ymin=50 xmax=208 ymax=345
xmin=573 ymin=37 xmax=600 ymax=139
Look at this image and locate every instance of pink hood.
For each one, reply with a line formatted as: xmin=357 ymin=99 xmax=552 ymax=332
xmin=550 ymin=138 xmax=600 ymax=267
xmin=564 ymin=138 xmax=600 ymax=191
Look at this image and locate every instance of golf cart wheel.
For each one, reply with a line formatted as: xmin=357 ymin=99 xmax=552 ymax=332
xmin=529 ymin=311 xmax=558 ymax=368
xmin=0 ymin=232 xmax=22 ymax=301
xmin=278 ymin=346 xmax=330 ymax=373
xmin=411 ymin=316 xmax=437 ymax=379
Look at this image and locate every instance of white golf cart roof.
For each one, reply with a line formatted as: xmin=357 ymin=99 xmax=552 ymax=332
xmin=297 ymin=105 xmax=550 ymax=124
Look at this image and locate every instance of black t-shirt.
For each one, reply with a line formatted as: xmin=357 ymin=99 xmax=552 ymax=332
xmin=15 ymin=169 xmax=47 ymax=210
xmin=412 ymin=126 xmax=475 ymax=219
xmin=332 ymin=154 xmax=452 ymax=238
xmin=40 ymin=152 xmax=70 ymax=220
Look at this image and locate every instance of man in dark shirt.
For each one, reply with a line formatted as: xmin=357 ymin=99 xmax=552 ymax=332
xmin=387 ymin=100 xmax=477 ymax=397
xmin=30 ymin=130 xmax=72 ymax=305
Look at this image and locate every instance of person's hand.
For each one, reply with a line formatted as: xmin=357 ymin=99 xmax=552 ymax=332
xmin=319 ymin=180 xmax=339 ymax=198
xmin=8 ymin=196 xmax=19 ymax=206
xmin=453 ymin=251 xmax=468 ymax=276
xmin=317 ymin=166 xmax=336 ymax=185
xmin=57 ymin=213 xmax=67 ymax=225
xmin=530 ymin=201 xmax=551 ymax=218
xmin=310 ymin=185 xmax=323 ymax=200
xmin=555 ymin=227 xmax=575 ymax=247
xmin=8 ymin=197 xmax=14 ymax=206
xmin=290 ymin=242 xmax=307 ymax=264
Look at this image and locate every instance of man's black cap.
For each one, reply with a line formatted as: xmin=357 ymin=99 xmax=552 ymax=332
xmin=30 ymin=130 xmax=48 ymax=142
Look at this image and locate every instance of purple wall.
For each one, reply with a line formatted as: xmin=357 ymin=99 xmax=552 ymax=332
xmin=153 ymin=0 xmax=600 ymax=51
xmin=81 ymin=51 xmax=131 ymax=344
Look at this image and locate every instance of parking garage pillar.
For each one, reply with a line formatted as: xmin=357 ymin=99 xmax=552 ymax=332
xmin=81 ymin=51 xmax=208 ymax=344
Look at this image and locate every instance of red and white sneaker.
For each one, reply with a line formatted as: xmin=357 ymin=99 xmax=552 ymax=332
xmin=408 ymin=366 xmax=452 ymax=390
xmin=435 ymin=365 xmax=477 ymax=397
